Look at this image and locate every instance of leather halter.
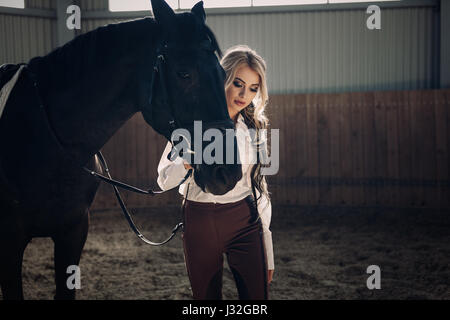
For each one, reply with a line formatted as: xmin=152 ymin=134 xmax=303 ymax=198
xmin=149 ymin=40 xmax=234 ymax=160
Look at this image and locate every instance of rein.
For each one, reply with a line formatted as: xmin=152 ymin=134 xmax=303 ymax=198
xmin=92 ymin=151 xmax=192 ymax=246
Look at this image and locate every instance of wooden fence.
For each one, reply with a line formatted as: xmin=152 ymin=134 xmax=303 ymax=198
xmin=91 ymin=89 xmax=450 ymax=210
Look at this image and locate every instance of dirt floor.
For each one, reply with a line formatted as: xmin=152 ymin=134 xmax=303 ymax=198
xmin=2 ymin=205 xmax=450 ymax=300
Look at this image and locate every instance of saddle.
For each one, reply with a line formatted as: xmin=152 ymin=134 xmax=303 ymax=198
xmin=0 ymin=64 xmax=24 ymax=88
xmin=0 ymin=63 xmax=26 ymax=119
xmin=0 ymin=63 xmax=26 ymax=206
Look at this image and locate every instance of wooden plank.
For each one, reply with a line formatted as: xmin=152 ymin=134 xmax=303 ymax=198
xmin=317 ymin=94 xmax=332 ymax=205
xmin=306 ymin=93 xmax=319 ymax=205
xmin=287 ymin=96 xmax=297 ymax=205
xmin=295 ymin=94 xmax=308 ymax=205
xmin=286 ymin=96 xmax=294 ymax=204
xmin=408 ymin=91 xmax=422 ymax=207
xmin=287 ymin=95 xmax=296 ymax=205
xmin=135 ymin=115 xmax=145 ymax=208
xmin=128 ymin=116 xmax=136 ymax=207
xmin=88 ymin=90 xmax=450 ymax=211
xmin=121 ymin=123 xmax=131 ymax=206
xmin=433 ymin=90 xmax=447 ymax=209
xmin=337 ymin=92 xmax=353 ymax=206
xmin=385 ymin=90 xmax=400 ymax=207
xmin=268 ymin=96 xmax=287 ymax=204
xmin=443 ymin=89 xmax=450 ymax=209
xmin=447 ymin=89 xmax=450 ymax=210
xmin=373 ymin=91 xmax=388 ymax=207
xmin=361 ymin=92 xmax=376 ymax=206
xmin=140 ymin=115 xmax=150 ymax=208
xmin=279 ymin=96 xmax=291 ymax=205
xmin=349 ymin=92 xmax=364 ymax=206
xmin=328 ymin=93 xmax=341 ymax=206
xmin=270 ymin=96 xmax=284 ymax=204
xmin=397 ymin=91 xmax=413 ymax=207
xmin=421 ymin=90 xmax=437 ymax=208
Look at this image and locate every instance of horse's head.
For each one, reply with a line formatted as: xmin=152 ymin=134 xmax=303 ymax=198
xmin=142 ymin=0 xmax=242 ymax=195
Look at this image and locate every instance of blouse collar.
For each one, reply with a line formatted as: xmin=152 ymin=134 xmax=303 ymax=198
xmin=236 ymin=113 xmax=245 ymax=126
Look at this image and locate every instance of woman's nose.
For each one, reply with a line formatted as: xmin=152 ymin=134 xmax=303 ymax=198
xmin=239 ymin=87 xmax=245 ymax=98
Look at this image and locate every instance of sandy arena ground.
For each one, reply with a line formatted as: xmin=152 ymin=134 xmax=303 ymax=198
xmin=2 ymin=205 xmax=449 ymax=300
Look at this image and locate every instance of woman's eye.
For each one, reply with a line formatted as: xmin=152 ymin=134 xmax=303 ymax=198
xmin=250 ymin=87 xmax=258 ymax=93
xmin=177 ymin=71 xmax=190 ymax=79
xmin=233 ymin=81 xmax=242 ymax=88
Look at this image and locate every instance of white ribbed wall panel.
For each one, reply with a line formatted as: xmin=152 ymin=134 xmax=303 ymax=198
xmin=206 ymin=7 xmax=439 ymax=94
xmin=79 ymin=0 xmax=109 ymax=11
xmin=0 ymin=1 xmax=441 ymax=94
xmin=0 ymin=14 xmax=55 ymax=64
xmin=26 ymin=0 xmax=56 ymax=10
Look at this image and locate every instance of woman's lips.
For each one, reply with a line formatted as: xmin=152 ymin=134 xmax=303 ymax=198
xmin=234 ymin=100 xmax=246 ymax=106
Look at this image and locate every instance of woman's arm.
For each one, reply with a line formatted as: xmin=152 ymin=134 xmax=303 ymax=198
xmin=157 ymin=141 xmax=190 ymax=190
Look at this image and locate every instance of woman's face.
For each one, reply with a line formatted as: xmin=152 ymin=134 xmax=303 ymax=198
xmin=226 ymin=65 xmax=260 ymax=119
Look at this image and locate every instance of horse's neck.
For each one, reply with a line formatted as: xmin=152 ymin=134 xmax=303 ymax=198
xmin=30 ymin=18 xmax=158 ymax=165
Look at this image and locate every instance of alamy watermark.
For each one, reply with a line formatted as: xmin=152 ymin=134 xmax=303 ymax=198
xmin=366 ymin=5 xmax=381 ymax=30
xmin=169 ymin=121 xmax=279 ymax=176
xmin=66 ymin=5 xmax=81 ymax=30
xmin=66 ymin=265 xmax=81 ymax=290
xmin=65 ymin=4 xmax=381 ymax=31
xmin=366 ymin=265 xmax=381 ymax=290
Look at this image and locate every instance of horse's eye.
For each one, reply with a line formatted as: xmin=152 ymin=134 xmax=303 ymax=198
xmin=177 ymin=71 xmax=190 ymax=79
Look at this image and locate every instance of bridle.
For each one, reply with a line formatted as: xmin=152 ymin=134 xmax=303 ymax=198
xmin=148 ymin=39 xmax=234 ymax=160
xmin=24 ymin=38 xmax=233 ymax=246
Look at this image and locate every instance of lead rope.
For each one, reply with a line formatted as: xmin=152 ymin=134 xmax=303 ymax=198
xmin=251 ymin=129 xmax=261 ymax=222
xmin=96 ymin=150 xmax=192 ymax=246
xmin=181 ymin=179 xmax=191 ymax=228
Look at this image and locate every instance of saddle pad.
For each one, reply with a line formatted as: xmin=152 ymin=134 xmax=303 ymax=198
xmin=0 ymin=64 xmax=25 ymax=119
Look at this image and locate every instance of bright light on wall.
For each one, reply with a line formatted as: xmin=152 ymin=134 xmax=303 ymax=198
xmin=109 ymin=0 xmax=401 ymax=12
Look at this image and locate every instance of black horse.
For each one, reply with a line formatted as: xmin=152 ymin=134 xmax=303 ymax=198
xmin=0 ymin=0 xmax=242 ymax=300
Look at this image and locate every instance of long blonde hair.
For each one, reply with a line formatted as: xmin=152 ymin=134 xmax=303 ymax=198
xmin=221 ymin=45 xmax=271 ymax=204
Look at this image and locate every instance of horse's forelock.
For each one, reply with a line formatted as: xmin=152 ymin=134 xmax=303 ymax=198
xmin=204 ymin=25 xmax=222 ymax=58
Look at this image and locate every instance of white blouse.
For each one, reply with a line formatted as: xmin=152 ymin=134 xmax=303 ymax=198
xmin=156 ymin=114 xmax=274 ymax=270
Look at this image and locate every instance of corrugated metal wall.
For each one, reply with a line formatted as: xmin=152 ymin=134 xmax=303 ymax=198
xmin=79 ymin=0 xmax=108 ymax=11
xmin=0 ymin=1 xmax=440 ymax=94
xmin=208 ymin=7 xmax=439 ymax=94
xmin=0 ymin=15 xmax=55 ymax=64
xmin=26 ymin=0 xmax=56 ymax=10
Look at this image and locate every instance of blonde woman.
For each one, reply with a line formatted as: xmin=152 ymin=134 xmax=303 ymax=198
xmin=157 ymin=45 xmax=274 ymax=299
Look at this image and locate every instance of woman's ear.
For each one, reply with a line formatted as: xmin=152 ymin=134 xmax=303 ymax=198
xmin=191 ymin=1 xmax=206 ymax=24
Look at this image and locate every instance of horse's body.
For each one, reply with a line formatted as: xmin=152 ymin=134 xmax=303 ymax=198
xmin=0 ymin=0 xmax=241 ymax=300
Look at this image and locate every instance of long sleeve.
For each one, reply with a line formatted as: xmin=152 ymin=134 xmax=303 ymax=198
xmin=256 ymin=189 xmax=274 ymax=270
xmin=157 ymin=141 xmax=189 ymax=191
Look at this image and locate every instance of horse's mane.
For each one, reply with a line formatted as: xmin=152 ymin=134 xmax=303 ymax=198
xmin=27 ymin=17 xmax=156 ymax=92
xmin=204 ymin=25 xmax=222 ymax=58
xmin=27 ymin=13 xmax=221 ymax=93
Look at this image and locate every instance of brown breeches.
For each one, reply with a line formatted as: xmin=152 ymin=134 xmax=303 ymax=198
xmin=182 ymin=196 xmax=268 ymax=300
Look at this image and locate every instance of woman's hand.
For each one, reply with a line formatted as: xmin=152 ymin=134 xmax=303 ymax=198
xmin=183 ymin=161 xmax=193 ymax=170
xmin=268 ymin=270 xmax=274 ymax=284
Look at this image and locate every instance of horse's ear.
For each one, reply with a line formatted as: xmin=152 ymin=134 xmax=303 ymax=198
xmin=191 ymin=1 xmax=206 ymax=24
xmin=151 ymin=0 xmax=175 ymax=26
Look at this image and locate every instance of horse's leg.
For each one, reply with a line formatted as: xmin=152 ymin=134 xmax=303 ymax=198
xmin=52 ymin=209 xmax=89 ymax=300
xmin=0 ymin=216 xmax=29 ymax=300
